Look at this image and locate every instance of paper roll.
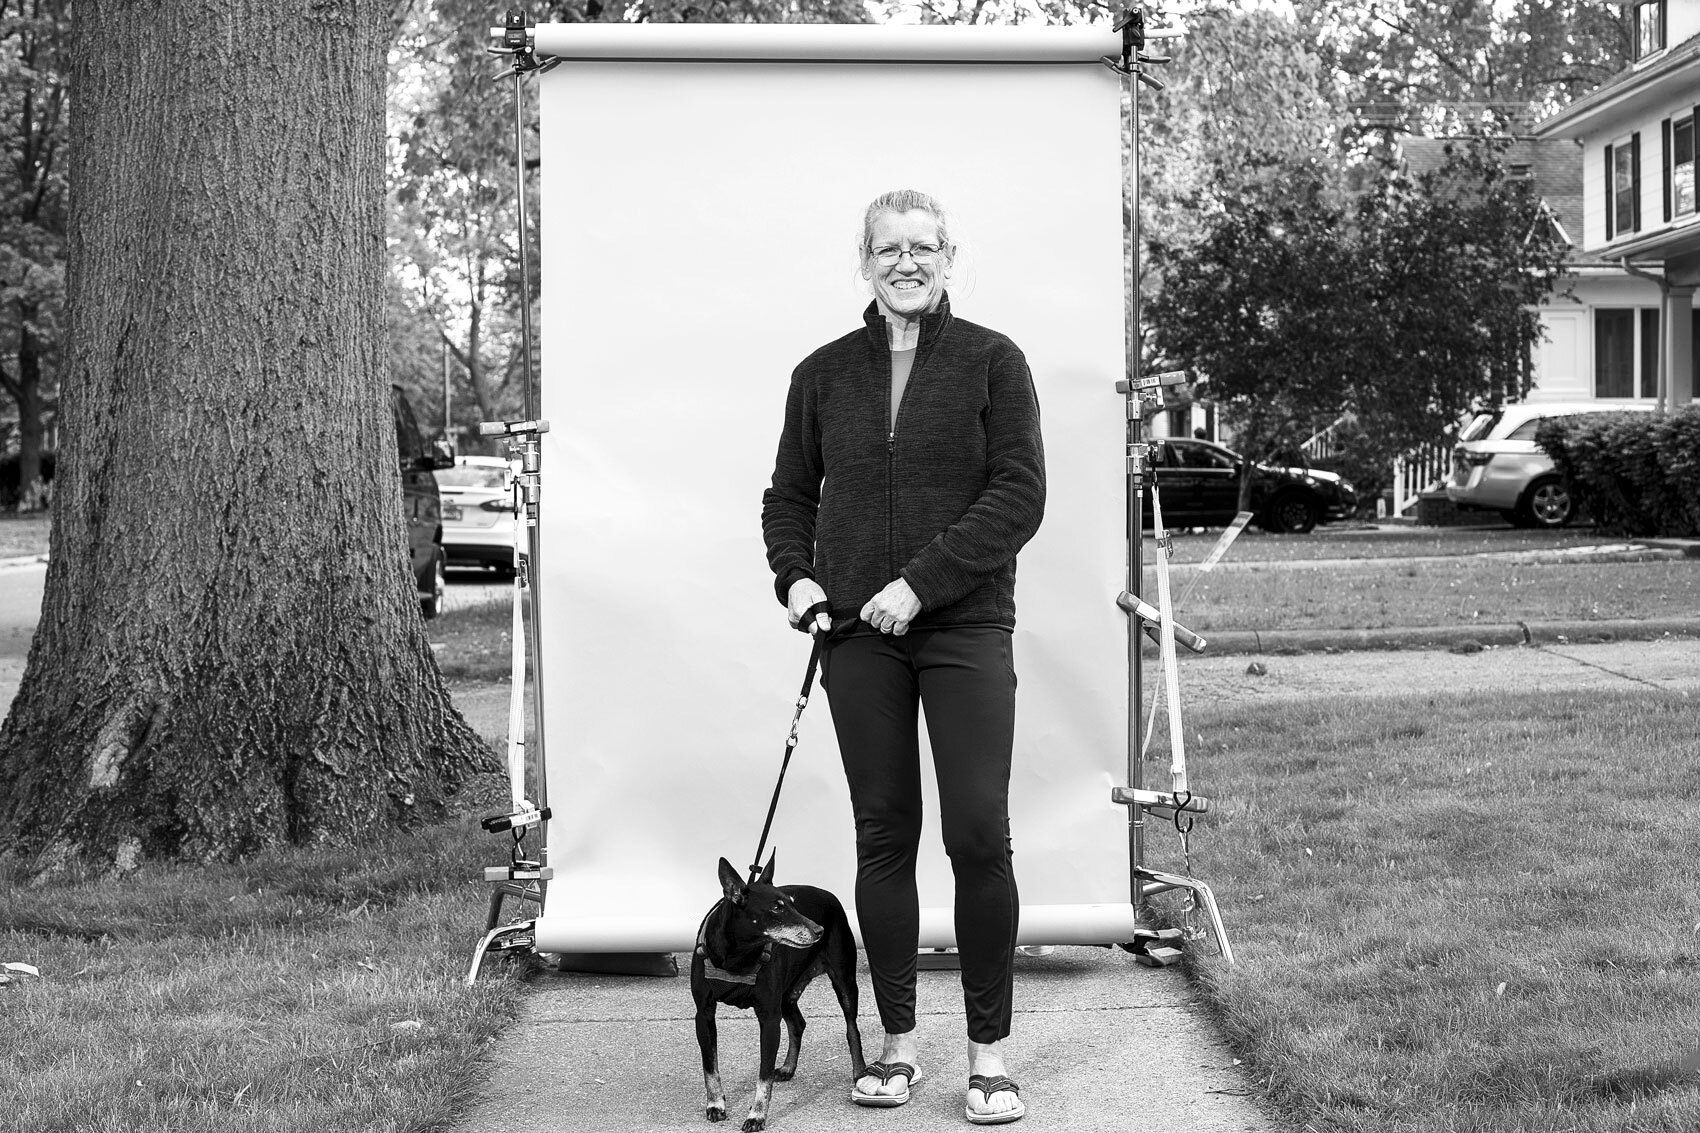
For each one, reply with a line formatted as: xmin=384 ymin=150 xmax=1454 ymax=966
xmin=533 ymin=903 xmax=1138 ymax=954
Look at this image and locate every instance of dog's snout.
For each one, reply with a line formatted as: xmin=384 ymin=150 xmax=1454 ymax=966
xmin=773 ymin=914 xmax=824 ymax=947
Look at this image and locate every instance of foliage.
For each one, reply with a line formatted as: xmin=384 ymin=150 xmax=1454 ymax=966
xmin=1147 ymin=138 xmax=1567 ymax=468
xmin=0 ymin=445 xmax=51 ymax=504
xmin=1297 ymin=0 xmax=1629 ymax=142
xmin=1536 ymin=407 xmax=1700 ymax=537
xmin=0 ymin=0 xmax=68 ymax=477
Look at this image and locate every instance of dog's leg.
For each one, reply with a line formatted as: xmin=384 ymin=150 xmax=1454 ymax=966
xmin=696 ymin=999 xmax=727 ymax=1123
xmin=743 ymin=1008 xmax=782 ymax=1132
xmin=826 ymin=937 xmax=866 ymax=1078
xmin=777 ymin=997 xmax=805 ymax=1081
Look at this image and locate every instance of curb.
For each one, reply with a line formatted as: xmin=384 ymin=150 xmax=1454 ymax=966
xmin=0 ymin=554 xmax=47 ymax=569
xmin=1181 ymin=617 xmax=1700 ymax=657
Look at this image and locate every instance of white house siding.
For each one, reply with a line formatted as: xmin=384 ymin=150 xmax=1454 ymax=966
xmin=1531 ymin=273 xmax=1700 ymax=401
xmin=1577 ymin=89 xmax=1700 ymax=251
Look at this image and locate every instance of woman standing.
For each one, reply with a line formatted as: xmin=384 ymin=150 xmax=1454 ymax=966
xmin=762 ymin=189 xmax=1045 ymax=1126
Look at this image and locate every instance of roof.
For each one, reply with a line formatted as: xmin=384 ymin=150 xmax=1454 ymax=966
xmin=1534 ymin=30 xmax=1700 ymax=139
xmin=1397 ymin=135 xmax=1616 ymax=269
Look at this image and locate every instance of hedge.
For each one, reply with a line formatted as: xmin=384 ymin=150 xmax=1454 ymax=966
xmin=1535 ymin=406 xmax=1700 ymax=536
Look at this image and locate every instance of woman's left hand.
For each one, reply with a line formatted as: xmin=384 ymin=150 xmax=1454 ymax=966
xmin=860 ymin=578 xmax=922 ymax=636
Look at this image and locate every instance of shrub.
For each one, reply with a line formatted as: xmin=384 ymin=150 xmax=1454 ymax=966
xmin=1536 ymin=407 xmax=1700 ymax=536
xmin=0 ymin=451 xmax=55 ymax=510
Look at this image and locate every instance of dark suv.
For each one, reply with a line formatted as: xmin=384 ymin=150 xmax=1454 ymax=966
xmin=1151 ymin=438 xmax=1358 ymax=533
xmin=391 ymin=385 xmax=454 ymax=618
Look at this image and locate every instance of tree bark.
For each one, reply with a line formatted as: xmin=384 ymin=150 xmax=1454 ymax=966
xmin=0 ymin=0 xmax=495 ymax=866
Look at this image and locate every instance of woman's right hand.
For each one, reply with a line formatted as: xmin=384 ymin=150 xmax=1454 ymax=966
xmin=786 ymin=578 xmax=832 ymax=634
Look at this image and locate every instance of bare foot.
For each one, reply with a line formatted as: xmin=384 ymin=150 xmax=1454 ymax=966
xmin=854 ymin=1030 xmax=921 ymax=1100
xmin=966 ymin=1039 xmax=1022 ymax=1120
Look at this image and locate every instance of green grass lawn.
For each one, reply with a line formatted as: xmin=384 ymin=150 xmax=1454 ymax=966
xmin=1158 ymin=688 xmax=1700 ymax=1131
xmin=0 ymin=512 xmax=49 ymax=559
xmin=1162 ymin=521 xmax=1676 ymax=565
xmin=1162 ymin=557 xmax=1700 ymax=632
xmin=0 ymin=818 xmax=534 ymax=1133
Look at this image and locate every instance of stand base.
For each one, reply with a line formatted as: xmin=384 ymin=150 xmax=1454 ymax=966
xmin=465 ymin=920 xmax=538 ymax=986
xmin=551 ymin=952 xmax=680 ymax=977
xmin=917 ymin=948 xmax=961 ymax=971
xmin=1136 ymin=867 xmax=1235 ymax=964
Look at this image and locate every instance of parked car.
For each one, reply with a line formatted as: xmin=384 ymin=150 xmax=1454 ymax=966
xmin=1445 ymin=401 xmax=1656 ymax=529
xmin=391 ymin=385 xmax=455 ymax=618
xmin=439 ymin=455 xmax=519 ymax=572
xmin=1151 ymin=438 xmax=1358 ymax=533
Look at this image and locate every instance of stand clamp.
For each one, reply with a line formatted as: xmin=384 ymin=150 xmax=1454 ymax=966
xmin=488 ymin=8 xmax=559 ymax=76
xmin=1101 ymin=7 xmax=1183 ymax=88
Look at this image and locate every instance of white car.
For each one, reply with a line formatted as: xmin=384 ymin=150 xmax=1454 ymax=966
xmin=437 ymin=455 xmax=518 ymax=571
xmin=1445 ymin=401 xmax=1655 ymax=528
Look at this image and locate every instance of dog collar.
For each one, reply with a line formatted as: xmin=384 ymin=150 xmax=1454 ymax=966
xmin=695 ymin=918 xmax=773 ymax=985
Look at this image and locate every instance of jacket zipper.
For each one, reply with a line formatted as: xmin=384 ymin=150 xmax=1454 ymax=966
xmin=885 ymin=342 xmax=927 ymax=583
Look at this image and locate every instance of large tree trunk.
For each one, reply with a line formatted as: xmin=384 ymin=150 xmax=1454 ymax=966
xmin=0 ymin=0 xmax=495 ymax=867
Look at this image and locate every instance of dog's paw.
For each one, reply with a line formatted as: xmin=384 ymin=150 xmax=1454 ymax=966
xmin=705 ymin=1104 xmax=727 ymax=1123
xmin=740 ymin=1118 xmax=766 ymax=1132
xmin=774 ymin=1065 xmax=796 ymax=1082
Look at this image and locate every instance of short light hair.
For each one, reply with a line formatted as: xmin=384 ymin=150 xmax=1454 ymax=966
xmin=860 ymin=189 xmax=952 ymax=254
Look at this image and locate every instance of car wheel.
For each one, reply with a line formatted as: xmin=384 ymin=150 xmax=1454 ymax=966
xmin=420 ymin=552 xmax=447 ymax=620
xmin=1266 ymin=492 xmax=1318 ymax=534
xmin=1518 ymin=476 xmax=1575 ymax=529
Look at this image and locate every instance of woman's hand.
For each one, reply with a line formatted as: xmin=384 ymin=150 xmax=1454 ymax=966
xmin=860 ymin=578 xmax=922 ymax=636
xmin=787 ymin=578 xmax=832 ymax=634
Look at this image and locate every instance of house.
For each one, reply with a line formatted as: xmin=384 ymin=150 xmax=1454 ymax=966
xmin=1531 ymin=0 xmax=1700 ymax=408
xmin=1402 ymin=134 xmax=1693 ymax=407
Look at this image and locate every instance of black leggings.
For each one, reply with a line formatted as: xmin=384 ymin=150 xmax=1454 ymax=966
xmin=820 ymin=626 xmax=1018 ymax=1044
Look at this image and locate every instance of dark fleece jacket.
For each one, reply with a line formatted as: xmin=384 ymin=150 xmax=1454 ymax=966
xmin=762 ymin=295 xmax=1046 ymax=632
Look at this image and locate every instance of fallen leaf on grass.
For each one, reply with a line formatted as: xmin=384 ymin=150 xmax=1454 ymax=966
xmin=1 ymin=962 xmax=41 ymax=987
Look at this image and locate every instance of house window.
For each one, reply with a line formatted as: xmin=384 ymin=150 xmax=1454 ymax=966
xmin=1593 ymin=308 xmax=1660 ymax=398
xmin=1640 ymin=308 xmax=1661 ymax=397
xmin=1606 ymin=136 xmax=1641 ymax=238
xmin=1674 ymin=114 xmax=1696 ymax=217
xmin=1634 ymin=0 xmax=1665 ymax=61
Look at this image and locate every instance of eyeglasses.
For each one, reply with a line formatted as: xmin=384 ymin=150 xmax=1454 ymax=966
xmin=869 ymin=243 xmax=944 ymax=266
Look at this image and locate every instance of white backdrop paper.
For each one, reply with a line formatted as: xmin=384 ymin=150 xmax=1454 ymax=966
xmin=532 ymin=29 xmax=1131 ymax=953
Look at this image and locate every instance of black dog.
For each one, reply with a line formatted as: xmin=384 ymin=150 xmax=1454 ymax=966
xmin=692 ymin=855 xmax=866 ymax=1131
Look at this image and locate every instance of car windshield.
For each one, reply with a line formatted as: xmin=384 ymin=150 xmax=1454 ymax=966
xmin=1458 ymin=412 xmax=1501 ymax=442
xmin=438 ymin=464 xmax=510 ymax=489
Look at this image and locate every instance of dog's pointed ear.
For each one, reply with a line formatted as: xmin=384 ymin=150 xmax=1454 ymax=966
xmin=759 ymin=850 xmax=775 ymax=886
xmin=718 ymin=857 xmax=745 ymax=904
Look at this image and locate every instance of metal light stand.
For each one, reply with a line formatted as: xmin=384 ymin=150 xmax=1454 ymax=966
xmin=466 ymin=8 xmax=559 ymax=986
xmin=1103 ymin=8 xmax=1234 ymax=966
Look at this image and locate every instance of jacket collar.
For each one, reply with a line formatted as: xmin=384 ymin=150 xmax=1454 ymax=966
xmin=862 ymin=293 xmax=953 ymax=350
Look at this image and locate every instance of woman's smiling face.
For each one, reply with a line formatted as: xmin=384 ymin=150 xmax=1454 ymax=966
xmin=862 ymin=209 xmax=953 ymax=322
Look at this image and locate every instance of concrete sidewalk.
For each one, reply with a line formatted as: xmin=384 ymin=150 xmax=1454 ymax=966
xmin=454 ymin=947 xmax=1266 ymax=1133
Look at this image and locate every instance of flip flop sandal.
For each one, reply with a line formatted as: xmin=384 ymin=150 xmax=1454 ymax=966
xmin=966 ymin=1074 xmax=1025 ymax=1125
xmin=850 ymin=1061 xmax=923 ymax=1107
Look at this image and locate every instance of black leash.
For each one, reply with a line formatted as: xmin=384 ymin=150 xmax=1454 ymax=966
xmin=748 ymin=601 xmax=858 ymax=884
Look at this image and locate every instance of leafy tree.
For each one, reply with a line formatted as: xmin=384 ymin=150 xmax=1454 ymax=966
xmin=1148 ymin=138 xmax=1567 ymax=496
xmin=0 ymin=0 xmax=493 ymax=870
xmin=0 ymin=0 xmax=68 ymax=505
xmin=1297 ymin=0 xmax=1628 ymax=141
